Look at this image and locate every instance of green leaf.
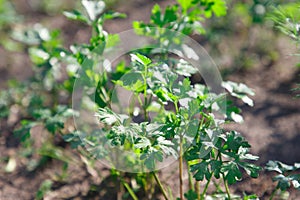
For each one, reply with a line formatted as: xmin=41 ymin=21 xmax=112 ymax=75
xmin=106 ymin=33 xmax=120 ymax=48
xmin=273 ymin=174 xmax=291 ymax=191
xmin=36 ymin=180 xmax=53 ymax=200
xmin=110 ymin=123 xmax=141 ymax=144
xmin=141 ymin=148 xmax=163 ymax=170
xmin=156 ymin=136 xmax=177 ymax=158
xmin=58 ymin=106 xmax=79 ymax=118
xmin=191 ymin=161 xmax=210 ymax=181
xmin=175 ymin=59 xmax=198 ymax=77
xmin=222 ymin=131 xmax=251 ymax=153
xmin=211 ymin=0 xmax=227 ymax=17
xmin=211 ymin=160 xmax=222 ymax=179
xmin=266 ymin=161 xmax=300 ymax=191
xmin=230 ymin=112 xmax=244 ymax=123
xmin=203 ymin=0 xmax=227 ymax=18
xmin=29 ymin=48 xmax=50 ymax=65
xmin=63 ymin=10 xmax=89 ymax=23
xmin=184 ymin=189 xmax=198 ymax=200
xmin=32 ymin=109 xmax=52 ymax=119
xmin=14 ymin=120 xmax=36 ymax=142
xmin=115 ymin=72 xmax=144 ymax=93
xmin=155 ymin=88 xmax=172 ymax=102
xmin=45 ymin=117 xmax=64 ymax=134
xmin=289 ymin=174 xmax=300 ymax=190
xmin=151 ymin=4 xmax=163 ymax=27
xmin=163 ymin=5 xmax=178 ymax=24
xmin=238 ymin=162 xmax=261 ymax=178
xmin=102 ymin=11 xmax=126 ymax=20
xmin=63 ymin=131 xmax=83 ymax=149
xmin=221 ymin=162 xmax=242 ymax=184
xmin=177 ymin=0 xmax=193 ymax=12
xmin=96 ymin=107 xmax=128 ymax=125
xmin=238 ymin=148 xmax=259 ymax=161
xmin=265 ymin=160 xmax=298 ymax=174
xmin=12 ymin=24 xmax=50 ymax=45
xmin=81 ymin=0 xmax=105 ymax=21
xmin=222 ymin=81 xmax=255 ymax=106
xmin=134 ymin=137 xmax=151 ymax=149
xmin=121 ymin=72 xmax=143 ymax=86
xmin=243 ymin=194 xmax=259 ymax=200
xmin=130 ymin=53 xmax=152 ymax=66
xmin=111 ymin=61 xmax=130 ymax=81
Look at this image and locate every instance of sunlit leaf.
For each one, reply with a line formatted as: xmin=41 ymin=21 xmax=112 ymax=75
xmin=82 ymin=0 xmax=105 ymax=21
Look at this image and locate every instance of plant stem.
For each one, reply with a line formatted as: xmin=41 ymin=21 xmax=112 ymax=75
xmin=195 ymin=181 xmax=200 ymax=200
xmin=187 ymin=163 xmax=194 ymax=191
xmin=174 ymin=100 xmax=184 ymax=200
xmin=152 ymin=172 xmax=169 ymax=200
xmin=179 ymin=134 xmax=184 ymax=200
xmin=269 ymin=187 xmax=279 ymax=200
xmin=222 ymin=174 xmax=231 ymax=200
xmin=148 ymin=173 xmax=155 ymax=200
xmin=122 ymin=180 xmax=138 ymax=200
xmin=201 ymin=172 xmax=213 ymax=200
xmin=213 ymin=180 xmax=224 ymax=193
xmin=217 ymin=152 xmax=231 ymax=200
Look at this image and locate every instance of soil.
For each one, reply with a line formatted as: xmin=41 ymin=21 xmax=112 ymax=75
xmin=0 ymin=0 xmax=300 ymax=199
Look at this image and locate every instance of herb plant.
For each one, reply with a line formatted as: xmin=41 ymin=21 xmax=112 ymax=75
xmin=266 ymin=161 xmax=300 ymax=200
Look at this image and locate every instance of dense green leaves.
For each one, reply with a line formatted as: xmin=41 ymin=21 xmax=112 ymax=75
xmin=95 ymin=106 xmax=178 ymax=170
xmin=3 ymin=0 xmax=269 ymax=198
xmin=62 ymin=131 xmax=83 ymax=149
xmin=203 ymin=0 xmax=227 ymax=18
xmin=177 ymin=0 xmax=193 ymax=12
xmin=14 ymin=120 xmax=36 ymax=142
xmin=266 ymin=161 xmax=300 ymax=191
xmin=96 ymin=107 xmax=126 ymax=125
xmin=266 ymin=160 xmax=300 ymax=174
xmin=222 ymin=81 xmax=255 ymax=106
xmin=175 ymin=59 xmax=198 ymax=77
xmin=221 ymin=131 xmax=251 ymax=152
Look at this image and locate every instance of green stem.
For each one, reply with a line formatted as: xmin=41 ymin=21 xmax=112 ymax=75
xmin=122 ymin=180 xmax=138 ymax=200
xmin=269 ymin=186 xmax=279 ymax=200
xmin=152 ymin=172 xmax=169 ymax=200
xmin=179 ymin=134 xmax=184 ymax=200
xmin=222 ymin=174 xmax=231 ymax=200
xmin=137 ymin=94 xmax=143 ymax=108
xmin=142 ymin=64 xmax=149 ymax=122
xmin=217 ymin=152 xmax=231 ymax=199
xmin=129 ymin=94 xmax=136 ymax=118
xmin=187 ymin=163 xmax=194 ymax=191
xmin=201 ymin=172 xmax=213 ymax=200
xmin=196 ymin=114 xmax=205 ymax=143
xmin=174 ymin=101 xmax=179 ymax=113
xmin=137 ymin=94 xmax=148 ymax=121
xmin=195 ymin=181 xmax=200 ymax=200
xmin=213 ymin=179 xmax=224 ymax=193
